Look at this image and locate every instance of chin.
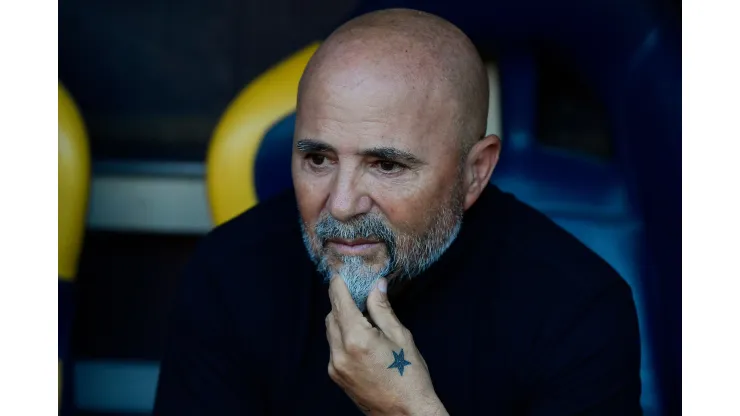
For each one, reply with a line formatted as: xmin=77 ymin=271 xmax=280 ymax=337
xmin=327 ymin=256 xmax=388 ymax=275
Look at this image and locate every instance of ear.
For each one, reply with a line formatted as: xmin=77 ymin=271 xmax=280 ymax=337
xmin=462 ymin=134 xmax=501 ymax=210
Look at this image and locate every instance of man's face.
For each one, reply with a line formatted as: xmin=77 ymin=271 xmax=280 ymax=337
xmin=292 ymin=60 xmax=467 ymax=310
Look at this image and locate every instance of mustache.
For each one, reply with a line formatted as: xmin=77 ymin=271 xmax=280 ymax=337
xmin=314 ymin=213 xmax=397 ymax=252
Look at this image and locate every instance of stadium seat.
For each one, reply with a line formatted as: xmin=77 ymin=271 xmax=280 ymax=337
xmin=207 ymin=43 xmax=320 ymax=226
xmin=58 ymin=82 xmax=92 ymax=412
xmin=494 ymin=52 xmax=659 ymax=414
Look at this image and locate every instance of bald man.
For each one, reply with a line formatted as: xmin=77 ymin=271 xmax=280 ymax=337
xmin=154 ymin=9 xmax=642 ymax=416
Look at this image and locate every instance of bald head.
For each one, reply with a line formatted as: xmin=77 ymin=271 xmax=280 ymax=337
xmin=292 ymin=9 xmax=501 ymax=302
xmin=298 ymin=8 xmax=489 ymax=153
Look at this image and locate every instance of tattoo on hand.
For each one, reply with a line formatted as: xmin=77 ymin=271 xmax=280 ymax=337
xmin=387 ymin=348 xmax=412 ymax=376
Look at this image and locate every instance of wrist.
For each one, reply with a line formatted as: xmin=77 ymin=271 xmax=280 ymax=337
xmin=403 ymin=393 xmax=448 ymax=416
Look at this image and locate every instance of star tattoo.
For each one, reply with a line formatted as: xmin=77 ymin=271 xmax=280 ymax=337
xmin=387 ymin=349 xmax=412 ymax=376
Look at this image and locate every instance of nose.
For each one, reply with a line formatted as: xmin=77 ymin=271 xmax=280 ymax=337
xmin=326 ymin=164 xmax=372 ymax=222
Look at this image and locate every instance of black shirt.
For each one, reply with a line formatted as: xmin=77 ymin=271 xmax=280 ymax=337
xmin=154 ymin=185 xmax=642 ymax=415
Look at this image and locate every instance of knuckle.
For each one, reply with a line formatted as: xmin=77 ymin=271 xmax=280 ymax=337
xmin=332 ymin=353 xmax=349 ymax=373
xmin=344 ymin=340 xmax=364 ymax=356
xmin=401 ymin=327 xmax=414 ymax=343
xmin=327 ymin=362 xmax=338 ymax=379
xmin=343 ymin=333 xmax=369 ymax=355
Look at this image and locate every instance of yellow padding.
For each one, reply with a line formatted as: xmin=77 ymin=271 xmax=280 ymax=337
xmin=58 ymin=82 xmax=91 ymax=281
xmin=206 ymin=42 xmax=320 ymax=226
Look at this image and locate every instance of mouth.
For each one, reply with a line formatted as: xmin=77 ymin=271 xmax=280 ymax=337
xmin=325 ymin=238 xmax=383 ymax=255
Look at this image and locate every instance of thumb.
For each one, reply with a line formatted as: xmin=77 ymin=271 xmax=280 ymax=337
xmin=366 ymin=278 xmax=406 ymax=342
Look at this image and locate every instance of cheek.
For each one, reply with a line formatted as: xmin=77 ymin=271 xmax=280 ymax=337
xmin=293 ymin=169 xmax=328 ymax=225
xmin=373 ymin=188 xmax=436 ymax=231
xmin=295 ymin=185 xmax=321 ymax=222
xmin=372 ymin=171 xmax=458 ymax=232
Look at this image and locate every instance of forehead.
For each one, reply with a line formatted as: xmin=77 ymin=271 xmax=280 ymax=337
xmin=296 ymin=63 xmax=460 ymax=155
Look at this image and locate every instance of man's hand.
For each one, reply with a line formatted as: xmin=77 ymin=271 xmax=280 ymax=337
xmin=326 ymin=276 xmax=449 ymax=416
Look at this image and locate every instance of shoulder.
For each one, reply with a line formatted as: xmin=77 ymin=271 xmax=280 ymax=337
xmin=474 ymin=187 xmax=641 ymax=409
xmin=199 ymin=189 xmax=303 ymax=261
xmin=484 ymin=186 xmax=638 ymax=341
xmin=157 ymin=192 xmax=309 ymax=413
xmin=178 ymin=189 xmax=314 ymax=326
xmin=479 ymin=185 xmax=630 ymax=303
xmin=191 ymin=189 xmax=313 ymax=283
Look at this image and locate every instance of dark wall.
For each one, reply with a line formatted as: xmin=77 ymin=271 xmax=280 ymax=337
xmin=60 ymin=0 xmax=629 ymax=164
xmin=59 ymin=0 xmax=358 ymax=161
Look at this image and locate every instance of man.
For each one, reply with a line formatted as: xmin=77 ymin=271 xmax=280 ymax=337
xmin=154 ymin=8 xmax=642 ymax=416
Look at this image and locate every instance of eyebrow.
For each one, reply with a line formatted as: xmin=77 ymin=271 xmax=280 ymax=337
xmin=295 ymin=139 xmax=335 ymax=154
xmin=359 ymin=147 xmax=425 ymax=166
xmin=295 ymin=139 xmax=426 ymax=166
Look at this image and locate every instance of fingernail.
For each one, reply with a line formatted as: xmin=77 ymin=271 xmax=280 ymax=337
xmin=377 ymin=278 xmax=387 ymax=293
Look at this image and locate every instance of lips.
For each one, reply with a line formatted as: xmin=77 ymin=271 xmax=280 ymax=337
xmin=325 ymin=238 xmax=383 ymax=255
xmin=327 ymin=238 xmax=380 ymax=246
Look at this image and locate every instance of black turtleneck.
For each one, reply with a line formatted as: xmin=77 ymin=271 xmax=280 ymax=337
xmin=154 ymin=185 xmax=642 ymax=416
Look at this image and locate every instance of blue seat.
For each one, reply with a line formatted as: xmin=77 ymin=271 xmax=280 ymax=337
xmin=494 ymin=53 xmax=659 ymax=415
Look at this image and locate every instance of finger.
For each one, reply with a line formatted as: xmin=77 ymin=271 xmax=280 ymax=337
xmin=325 ymin=311 xmax=343 ymax=355
xmin=328 ymin=275 xmax=370 ymax=332
xmin=366 ymin=278 xmax=407 ymax=343
xmin=327 ymin=360 xmax=339 ymax=384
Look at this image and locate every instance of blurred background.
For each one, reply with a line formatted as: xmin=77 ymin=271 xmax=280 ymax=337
xmin=58 ymin=0 xmax=681 ymax=415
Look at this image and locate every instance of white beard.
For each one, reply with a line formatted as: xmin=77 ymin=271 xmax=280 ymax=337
xmin=328 ymin=255 xmax=391 ymax=311
xmin=300 ymin=207 xmax=462 ymax=311
xmin=300 ymin=171 xmax=466 ymax=311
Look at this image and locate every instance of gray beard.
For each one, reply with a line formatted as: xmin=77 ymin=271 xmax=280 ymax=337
xmin=300 ymin=190 xmax=464 ymax=311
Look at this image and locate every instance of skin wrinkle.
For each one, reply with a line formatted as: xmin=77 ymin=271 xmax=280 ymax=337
xmin=292 ymin=8 xmax=498 ymax=311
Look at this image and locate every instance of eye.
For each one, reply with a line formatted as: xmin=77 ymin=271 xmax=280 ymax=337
xmin=379 ymin=161 xmax=397 ymax=171
xmin=375 ymin=160 xmax=404 ymax=174
xmin=308 ymin=154 xmax=327 ymax=166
